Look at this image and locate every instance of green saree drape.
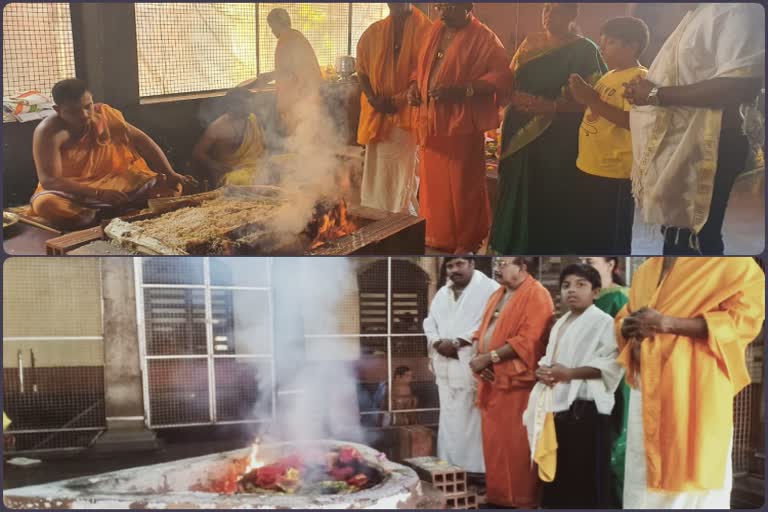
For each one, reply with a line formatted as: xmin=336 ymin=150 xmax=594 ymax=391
xmin=489 ymin=37 xmax=607 ymax=254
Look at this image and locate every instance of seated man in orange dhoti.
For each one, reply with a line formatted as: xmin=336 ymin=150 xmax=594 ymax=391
xmin=616 ymin=257 xmax=764 ymax=509
xmin=193 ymin=88 xmax=266 ymax=187
xmin=356 ymin=3 xmax=431 ymax=214
xmin=242 ymin=8 xmax=323 ymax=134
xmin=30 ymin=79 xmax=197 ymax=230
xmin=408 ymin=2 xmax=512 ymax=253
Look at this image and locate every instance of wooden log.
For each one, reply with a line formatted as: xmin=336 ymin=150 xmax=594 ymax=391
xmin=45 ymin=226 xmax=104 ymax=255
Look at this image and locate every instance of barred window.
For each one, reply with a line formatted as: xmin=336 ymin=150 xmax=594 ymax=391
xmin=135 ymin=3 xmax=259 ymax=98
xmin=2 ymin=3 xmax=76 ymax=98
xmin=136 ymin=2 xmax=387 ymax=98
xmin=350 ymin=3 xmax=389 ymax=58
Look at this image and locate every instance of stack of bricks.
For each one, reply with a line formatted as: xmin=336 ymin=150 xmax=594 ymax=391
xmin=404 ymin=456 xmax=478 ymax=509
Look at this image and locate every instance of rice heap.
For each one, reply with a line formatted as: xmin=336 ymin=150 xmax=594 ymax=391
xmin=132 ymin=195 xmax=284 ymax=254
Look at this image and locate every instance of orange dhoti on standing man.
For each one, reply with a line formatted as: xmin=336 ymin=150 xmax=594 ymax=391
xmin=473 ymin=275 xmax=554 ymax=507
xmin=411 ymin=6 xmax=512 ymax=253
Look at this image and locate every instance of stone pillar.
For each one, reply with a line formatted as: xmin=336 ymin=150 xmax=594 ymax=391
xmin=91 ymin=258 xmax=159 ymax=453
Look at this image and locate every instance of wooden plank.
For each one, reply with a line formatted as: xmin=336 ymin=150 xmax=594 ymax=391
xmin=45 ymin=226 xmax=104 ymax=255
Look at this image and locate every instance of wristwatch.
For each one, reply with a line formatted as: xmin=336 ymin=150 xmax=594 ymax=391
xmin=647 ymin=86 xmax=661 ymax=107
xmin=465 ymin=84 xmax=475 ymax=97
xmin=490 ymin=350 xmax=501 ymax=364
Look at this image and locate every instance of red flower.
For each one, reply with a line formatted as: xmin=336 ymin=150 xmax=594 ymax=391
xmin=255 ymin=465 xmax=284 ymax=489
xmin=338 ymin=446 xmax=362 ymax=465
xmin=330 ymin=466 xmax=356 ymax=481
xmin=347 ymin=473 xmax=369 ymax=488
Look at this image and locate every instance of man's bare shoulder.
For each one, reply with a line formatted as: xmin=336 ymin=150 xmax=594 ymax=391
xmin=33 ymin=115 xmax=70 ymax=146
xmin=206 ymin=114 xmax=242 ymax=142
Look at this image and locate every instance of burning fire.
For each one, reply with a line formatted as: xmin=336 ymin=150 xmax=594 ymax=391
xmin=309 ymin=200 xmax=357 ymax=250
xmin=244 ymin=439 xmax=265 ymax=474
xmin=192 ymin=441 xmax=380 ymax=496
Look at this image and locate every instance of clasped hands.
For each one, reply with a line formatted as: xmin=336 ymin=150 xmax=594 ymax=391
xmin=621 ymin=306 xmax=668 ymax=364
xmin=407 ymin=83 xmax=468 ymax=106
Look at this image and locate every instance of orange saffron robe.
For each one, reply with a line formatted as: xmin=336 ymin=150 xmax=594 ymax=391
xmin=473 ymin=276 xmax=554 ymax=507
xmin=30 ymin=104 xmax=178 ymax=226
xmin=355 ymin=8 xmax=431 ymax=145
xmin=615 ymin=257 xmax=765 ymax=492
xmin=274 ymin=29 xmax=323 ymax=131
xmin=412 ymin=16 xmax=512 ymax=252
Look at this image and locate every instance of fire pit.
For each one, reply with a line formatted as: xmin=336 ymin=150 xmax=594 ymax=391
xmin=45 ymin=187 xmax=425 ymax=256
xmin=3 ymin=441 xmax=423 ymax=509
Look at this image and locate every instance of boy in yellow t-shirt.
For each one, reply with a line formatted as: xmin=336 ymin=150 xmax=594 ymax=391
xmin=568 ymin=17 xmax=649 ymax=253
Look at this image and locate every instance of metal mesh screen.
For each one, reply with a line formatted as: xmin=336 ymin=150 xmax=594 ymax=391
xmin=133 ymin=3 xmax=388 ymax=96
xmin=351 ymin=258 xmax=438 ymax=427
xmin=142 ymin=257 xmax=204 ymax=285
xmin=135 ymin=3 xmax=258 ymax=97
xmin=146 ymin=359 xmax=211 ymax=426
xmin=143 ymin=288 xmax=207 ymax=355
xmin=733 ymin=384 xmax=754 ymax=474
xmin=3 ymin=259 xmax=105 ymax=453
xmin=257 ymin=2 xmax=350 ymax=73
xmin=210 ymin=257 xmax=271 ymax=287
xmin=2 ymin=3 xmax=75 ymax=98
xmin=214 ymin=358 xmax=272 ymax=422
xmin=349 ymin=3 xmax=388 ymax=57
xmin=138 ymin=257 xmax=274 ymax=428
xmin=212 ymin=289 xmax=272 ymax=355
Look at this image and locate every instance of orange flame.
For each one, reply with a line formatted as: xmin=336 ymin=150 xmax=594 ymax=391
xmin=309 ymin=200 xmax=357 ymax=250
xmin=243 ymin=438 xmax=265 ymax=475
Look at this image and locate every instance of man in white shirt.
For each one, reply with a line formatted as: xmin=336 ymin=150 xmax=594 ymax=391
xmin=423 ymin=257 xmax=499 ymax=474
xmin=625 ymin=3 xmax=764 ymax=255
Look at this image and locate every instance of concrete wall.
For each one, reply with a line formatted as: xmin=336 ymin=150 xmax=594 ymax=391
xmin=3 ymin=258 xmax=103 ymax=366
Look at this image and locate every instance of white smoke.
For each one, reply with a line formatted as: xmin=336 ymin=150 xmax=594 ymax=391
xmin=245 ymin=257 xmax=365 ymax=444
xmin=270 ymin=93 xmax=349 ymax=236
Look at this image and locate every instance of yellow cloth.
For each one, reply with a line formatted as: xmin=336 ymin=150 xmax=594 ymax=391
xmin=220 ymin=114 xmax=267 ymax=186
xmin=355 ymin=9 xmax=432 ymax=145
xmin=3 ymin=411 xmax=11 ymax=431
xmin=576 ymin=66 xmax=647 ymax=179
xmin=534 ymin=410 xmax=558 ymax=482
xmin=615 ymin=257 xmax=764 ymax=492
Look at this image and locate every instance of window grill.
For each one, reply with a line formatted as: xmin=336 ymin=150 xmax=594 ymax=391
xmin=2 ymin=3 xmax=76 ymax=98
xmin=2 ymin=259 xmax=105 ymax=453
xmin=135 ymin=3 xmax=259 ymax=97
xmin=136 ymin=258 xmax=275 ymax=428
xmin=135 ymin=3 xmax=387 ymax=97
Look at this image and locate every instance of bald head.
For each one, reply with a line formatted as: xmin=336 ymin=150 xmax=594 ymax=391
xmin=267 ymin=8 xmax=291 ymax=37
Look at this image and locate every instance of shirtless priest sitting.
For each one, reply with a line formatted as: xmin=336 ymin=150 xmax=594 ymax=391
xmin=30 ymin=79 xmax=198 ymax=230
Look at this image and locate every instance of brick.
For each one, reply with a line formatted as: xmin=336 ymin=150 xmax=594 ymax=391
xmin=403 ymin=456 xmax=466 ymax=487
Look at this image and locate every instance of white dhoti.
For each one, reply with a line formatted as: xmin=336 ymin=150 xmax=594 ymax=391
xmin=423 ymin=270 xmax=499 ymax=474
xmin=436 ymin=379 xmax=484 ymax=473
xmin=361 ymin=126 xmax=418 ymax=214
xmin=624 ymin=387 xmax=733 ymax=509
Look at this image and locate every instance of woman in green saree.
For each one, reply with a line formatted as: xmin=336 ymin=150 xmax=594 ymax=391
xmin=581 ymin=256 xmax=630 ymax=508
xmin=489 ymin=3 xmax=607 ymax=254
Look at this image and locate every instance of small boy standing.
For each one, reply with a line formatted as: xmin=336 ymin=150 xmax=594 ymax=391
xmin=523 ymin=263 xmax=623 ymax=508
xmin=569 ymin=17 xmax=650 ymax=253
